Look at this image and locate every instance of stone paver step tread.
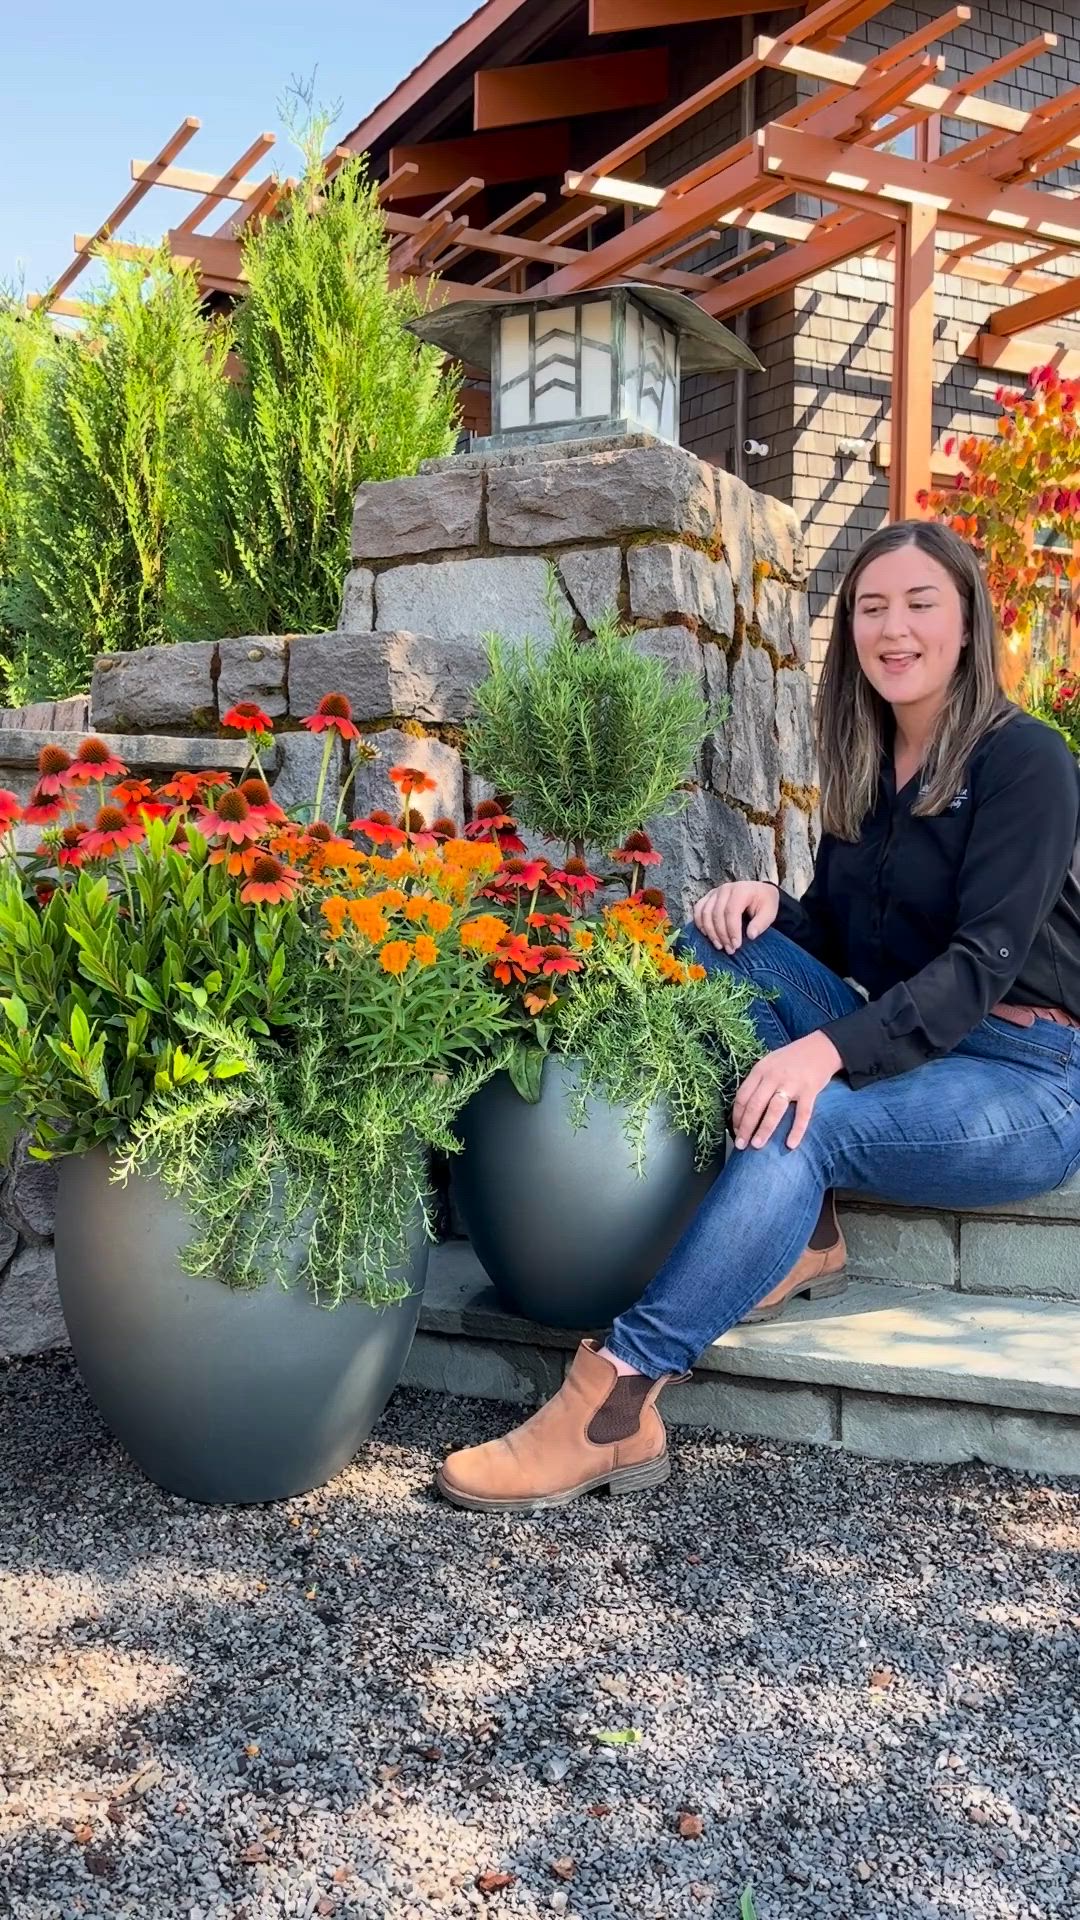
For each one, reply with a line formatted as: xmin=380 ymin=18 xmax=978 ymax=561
xmin=424 ymin=1242 xmax=1080 ymax=1418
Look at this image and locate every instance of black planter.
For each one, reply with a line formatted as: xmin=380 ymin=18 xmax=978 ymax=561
xmin=453 ymin=1057 xmax=719 ymax=1329
xmin=54 ymin=1148 xmax=426 ymax=1504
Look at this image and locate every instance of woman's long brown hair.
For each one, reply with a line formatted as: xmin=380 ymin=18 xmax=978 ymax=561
xmin=816 ymin=520 xmax=1007 ymax=842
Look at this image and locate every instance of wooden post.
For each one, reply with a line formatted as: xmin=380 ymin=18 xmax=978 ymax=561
xmin=890 ymin=205 xmax=936 ymax=522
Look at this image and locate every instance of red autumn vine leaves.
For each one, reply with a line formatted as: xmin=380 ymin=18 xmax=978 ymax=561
xmin=918 ymin=364 xmax=1080 ymax=660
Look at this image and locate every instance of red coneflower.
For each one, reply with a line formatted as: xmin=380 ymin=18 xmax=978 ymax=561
xmin=429 ymin=816 xmax=458 ymax=841
xmin=307 ymin=821 xmax=334 ymax=844
xmin=404 ymin=806 xmax=437 ymax=849
xmin=551 ymin=858 xmax=600 ymax=899
xmin=464 ymin=800 xmax=526 ymax=854
xmin=300 ymin=693 xmax=361 ymax=741
xmin=634 ymin=887 xmax=667 ymax=912
xmin=611 ymin=830 xmax=662 ymax=868
xmin=53 ymin=825 xmax=88 ymax=868
xmin=539 ymin=945 xmax=583 ymax=977
xmin=0 ymin=788 xmax=23 ymax=828
xmin=21 ymin=784 xmax=69 ymax=825
xmin=350 ymin=810 xmax=408 ymax=846
xmin=389 ymin=764 xmax=438 ymax=797
xmin=239 ymin=852 xmax=300 ymax=905
xmin=222 ymin=701 xmax=273 ymax=735
xmin=196 ymin=789 xmax=261 ymax=845
xmin=35 ymin=745 xmax=73 ymax=796
xmin=527 ymin=912 xmax=573 ymax=936
xmin=239 ymin=777 xmax=287 ymax=824
xmin=81 ymin=805 xmax=146 ymax=857
xmin=63 ymin=737 xmax=128 ymax=786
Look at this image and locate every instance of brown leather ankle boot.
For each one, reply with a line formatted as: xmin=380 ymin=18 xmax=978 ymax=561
xmin=436 ymin=1341 xmax=688 ymax=1513
xmin=741 ymin=1190 xmax=848 ymax=1325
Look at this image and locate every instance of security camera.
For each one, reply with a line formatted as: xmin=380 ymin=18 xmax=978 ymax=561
xmin=743 ymin=438 xmax=769 ymax=457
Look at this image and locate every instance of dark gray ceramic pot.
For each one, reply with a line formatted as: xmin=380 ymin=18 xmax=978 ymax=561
xmin=54 ymin=1148 xmax=426 ymax=1505
xmin=453 ymin=1057 xmax=719 ymax=1330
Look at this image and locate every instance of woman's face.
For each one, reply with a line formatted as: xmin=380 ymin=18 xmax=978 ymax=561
xmin=850 ymin=544 xmax=966 ymax=712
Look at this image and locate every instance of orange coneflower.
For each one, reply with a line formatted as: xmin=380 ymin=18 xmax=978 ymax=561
xmin=52 ymin=825 xmax=88 ymax=868
xmin=490 ymin=932 xmax=542 ymax=985
xmin=111 ymin=778 xmax=173 ymax=821
xmin=539 ymin=945 xmax=583 ymax=977
xmin=63 ymin=737 xmax=128 ymax=786
xmin=240 ymin=853 xmax=300 ymax=905
xmin=0 ymin=788 xmax=23 ymax=828
xmin=35 ymin=745 xmax=73 ymax=796
xmin=301 ymin=693 xmax=361 ymax=741
xmin=222 ymin=701 xmax=273 ymax=735
xmin=159 ymin=769 xmax=230 ymax=804
xmin=208 ymin=843 xmax=261 ymax=878
xmin=81 ymin=805 xmax=146 ymax=857
xmin=527 ymin=911 xmax=572 ymax=936
xmin=389 ymin=765 xmax=438 ymax=797
xmin=196 ymin=789 xmax=261 ymax=846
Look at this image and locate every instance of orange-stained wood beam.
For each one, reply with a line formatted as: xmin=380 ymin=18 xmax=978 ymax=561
xmin=576 ymin=0 xmax=887 ymax=188
xmin=589 ymin=0 xmax=806 ymax=26
xmin=386 ymin=125 xmax=571 ymax=200
xmin=171 ymin=133 xmax=276 ymax=239
xmin=130 ymin=159 xmax=268 ymax=202
xmin=760 ymin=125 xmax=1080 ymax=247
xmin=46 ymin=116 xmax=201 ymax=305
xmin=434 ymin=190 xmax=547 ymax=270
xmin=967 ymin=330 xmax=1080 ymax=377
xmin=702 ymin=210 xmax=891 ymax=315
xmin=541 ymin=137 xmax=766 ymax=295
xmin=890 ymin=207 xmax=936 ymax=519
xmin=986 ymin=272 xmax=1080 ymax=337
xmin=475 ymin=48 xmax=668 ymax=131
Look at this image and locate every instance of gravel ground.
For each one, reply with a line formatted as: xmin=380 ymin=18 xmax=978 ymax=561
xmin=1 ymin=1355 xmax=1078 ymax=1920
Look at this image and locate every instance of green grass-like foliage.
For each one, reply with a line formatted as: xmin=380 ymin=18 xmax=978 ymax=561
xmin=170 ymin=142 xmax=459 ymax=639
xmin=467 ymin=588 xmax=714 ymax=855
xmin=8 ymin=255 xmax=226 ymax=701
xmin=554 ymin=937 xmax=761 ymax=1172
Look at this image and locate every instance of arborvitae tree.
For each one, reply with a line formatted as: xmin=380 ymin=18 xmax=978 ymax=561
xmin=0 ymin=304 xmax=55 ymax=702
xmin=9 ymin=254 xmax=226 ymax=700
xmin=170 ymin=137 xmax=460 ymax=641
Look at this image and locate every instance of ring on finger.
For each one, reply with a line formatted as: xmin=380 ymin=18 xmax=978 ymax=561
xmin=771 ymin=1087 xmax=791 ymax=1103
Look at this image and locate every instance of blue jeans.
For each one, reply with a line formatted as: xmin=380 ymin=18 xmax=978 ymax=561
xmin=607 ymin=926 xmax=1080 ymax=1378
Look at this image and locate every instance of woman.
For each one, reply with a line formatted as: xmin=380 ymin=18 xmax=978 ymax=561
xmin=437 ymin=521 xmax=1080 ymax=1512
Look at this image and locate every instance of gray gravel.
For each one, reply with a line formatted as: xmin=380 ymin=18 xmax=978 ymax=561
xmin=1 ymin=1354 xmax=1078 ymax=1920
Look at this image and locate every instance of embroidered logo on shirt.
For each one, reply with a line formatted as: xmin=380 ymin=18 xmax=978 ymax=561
xmin=948 ymin=787 xmax=970 ymax=811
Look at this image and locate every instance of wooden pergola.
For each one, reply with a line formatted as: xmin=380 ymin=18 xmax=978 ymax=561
xmin=30 ymin=0 xmax=1080 ymax=519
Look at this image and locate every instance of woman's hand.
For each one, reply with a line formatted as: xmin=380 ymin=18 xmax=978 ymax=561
xmin=693 ymin=880 xmax=779 ymax=954
xmin=732 ymin=1032 xmax=843 ymax=1152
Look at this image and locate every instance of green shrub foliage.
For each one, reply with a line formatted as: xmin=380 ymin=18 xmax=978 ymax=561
xmin=9 ymin=256 xmax=226 ymax=700
xmin=170 ymin=148 xmax=459 ymax=639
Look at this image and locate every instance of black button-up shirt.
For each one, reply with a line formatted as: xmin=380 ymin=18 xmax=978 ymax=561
xmin=774 ymin=706 xmax=1080 ymax=1087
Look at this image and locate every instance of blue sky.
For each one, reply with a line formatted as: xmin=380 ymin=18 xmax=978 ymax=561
xmin=1 ymin=0 xmax=467 ymax=299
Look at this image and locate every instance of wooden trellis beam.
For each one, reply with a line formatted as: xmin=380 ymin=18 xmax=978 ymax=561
xmin=44 ymin=116 xmax=201 ymax=306
xmin=170 ymin=133 xmax=276 ymax=239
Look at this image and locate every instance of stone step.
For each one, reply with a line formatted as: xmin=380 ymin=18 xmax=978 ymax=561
xmin=838 ymin=1184 xmax=1080 ymax=1302
xmin=407 ymin=1242 xmax=1080 ymax=1477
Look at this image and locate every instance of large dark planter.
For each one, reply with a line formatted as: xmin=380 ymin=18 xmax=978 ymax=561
xmin=54 ymin=1148 xmax=426 ymax=1505
xmin=453 ymin=1057 xmax=719 ymax=1329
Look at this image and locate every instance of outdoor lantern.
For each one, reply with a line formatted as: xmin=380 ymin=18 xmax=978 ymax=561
xmin=406 ymin=284 xmax=761 ymax=451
